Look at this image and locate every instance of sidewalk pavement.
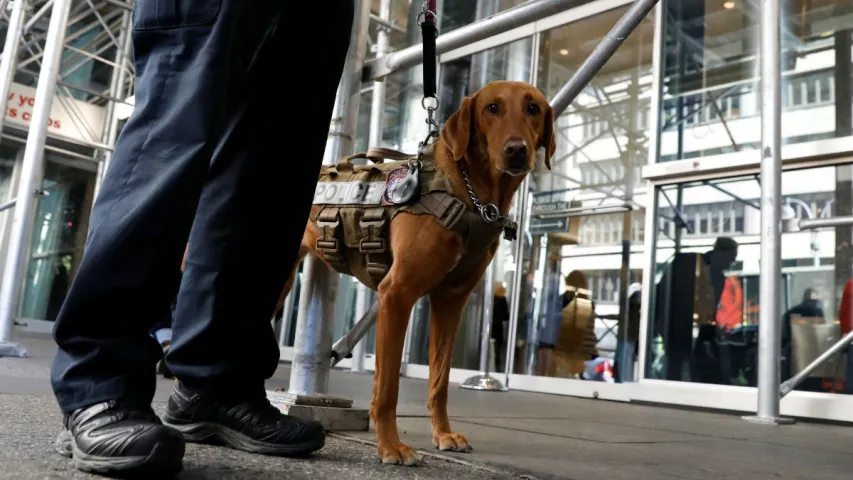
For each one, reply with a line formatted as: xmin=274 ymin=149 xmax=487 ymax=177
xmin=3 ymin=331 xmax=853 ymax=479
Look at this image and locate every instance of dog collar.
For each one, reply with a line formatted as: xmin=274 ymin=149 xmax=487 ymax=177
xmin=457 ymin=162 xmax=518 ymax=241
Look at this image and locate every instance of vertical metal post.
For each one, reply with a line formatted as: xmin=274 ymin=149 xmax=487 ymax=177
xmin=399 ymin=305 xmax=416 ymax=375
xmin=278 ymin=289 xmax=295 ymax=347
xmin=637 ymin=1 xmax=664 ymax=382
xmin=288 ymin=0 xmax=370 ymax=397
xmin=503 ymin=31 xmax=538 ymax=381
xmin=744 ymin=0 xmax=793 ymax=426
xmin=526 ymin=233 xmax=549 ymax=374
xmin=94 ymin=9 xmax=131 ymax=200
xmin=504 ymin=178 xmax=530 ymax=378
xmin=347 ymin=0 xmax=392 ymax=374
xmin=616 ymin=67 xmax=639 ymax=383
xmin=289 ymin=255 xmax=338 ymax=395
xmin=461 ymin=261 xmax=507 ymax=391
xmin=0 ymin=0 xmax=72 ymax=357
xmin=369 ymin=0 xmax=390 ymax=146
xmin=0 ymin=0 xmax=28 ymax=144
xmin=349 ymin=286 xmax=369 ymax=372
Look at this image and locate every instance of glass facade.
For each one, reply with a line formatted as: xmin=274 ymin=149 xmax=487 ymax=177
xmin=646 ymin=0 xmax=853 ymax=403
xmin=513 ymin=4 xmax=654 ymax=381
xmin=267 ymin=0 xmax=853 ymax=419
xmin=19 ymin=160 xmax=95 ymax=321
xmin=659 ymin=0 xmax=853 ymax=162
xmin=647 ymin=164 xmax=853 ymax=394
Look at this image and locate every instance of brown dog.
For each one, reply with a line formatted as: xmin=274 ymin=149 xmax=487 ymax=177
xmin=277 ymin=80 xmax=556 ymax=465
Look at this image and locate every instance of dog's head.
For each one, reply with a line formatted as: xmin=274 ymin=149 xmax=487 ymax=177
xmin=441 ymin=81 xmax=556 ymax=175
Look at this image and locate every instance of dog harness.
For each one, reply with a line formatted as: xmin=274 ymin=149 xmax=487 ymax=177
xmin=310 ymin=145 xmax=508 ymax=290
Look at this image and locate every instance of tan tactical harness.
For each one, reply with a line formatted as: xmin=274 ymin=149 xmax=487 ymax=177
xmin=310 ymin=146 xmax=505 ymax=290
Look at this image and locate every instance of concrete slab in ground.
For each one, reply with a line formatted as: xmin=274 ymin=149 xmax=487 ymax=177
xmin=4 ymin=332 xmax=853 ymax=480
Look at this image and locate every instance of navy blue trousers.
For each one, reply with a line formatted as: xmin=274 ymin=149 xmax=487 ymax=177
xmin=51 ymin=0 xmax=353 ymax=413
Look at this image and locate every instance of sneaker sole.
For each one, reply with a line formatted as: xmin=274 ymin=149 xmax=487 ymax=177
xmin=56 ymin=430 xmax=184 ymax=477
xmin=162 ymin=420 xmax=325 ymax=457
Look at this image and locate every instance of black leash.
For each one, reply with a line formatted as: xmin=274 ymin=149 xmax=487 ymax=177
xmin=420 ymin=0 xmax=438 ymax=101
xmin=417 ymin=0 xmax=439 ymax=155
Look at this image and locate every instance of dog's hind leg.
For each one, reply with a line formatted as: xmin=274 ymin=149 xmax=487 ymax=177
xmin=426 ymin=247 xmax=495 ymax=454
xmin=274 ymin=249 xmax=304 ymax=314
xmin=275 ymin=225 xmax=320 ymax=314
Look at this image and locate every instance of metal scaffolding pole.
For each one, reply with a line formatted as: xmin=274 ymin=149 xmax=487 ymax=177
xmin=0 ymin=0 xmax=28 ymax=146
xmin=346 ymin=0 xmax=392 ymax=374
xmin=550 ymin=0 xmax=659 ymax=117
xmin=744 ymin=0 xmax=793 ymax=426
xmin=616 ymin=68 xmax=639 ymax=383
xmin=94 ymin=9 xmax=131 ymax=200
xmin=504 ymin=178 xmax=530 ymax=378
xmin=364 ymin=0 xmax=580 ymax=81
xmin=0 ymin=0 xmax=72 ymax=357
xmin=287 ymin=0 xmax=371 ymax=398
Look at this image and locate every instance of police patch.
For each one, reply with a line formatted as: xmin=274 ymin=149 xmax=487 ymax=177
xmin=382 ymin=167 xmax=411 ymax=205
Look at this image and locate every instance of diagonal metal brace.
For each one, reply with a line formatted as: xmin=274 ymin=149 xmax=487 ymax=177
xmin=780 ymin=329 xmax=853 ymax=397
xmin=331 ymin=300 xmax=378 ymax=366
xmin=550 ymin=0 xmax=660 ymax=116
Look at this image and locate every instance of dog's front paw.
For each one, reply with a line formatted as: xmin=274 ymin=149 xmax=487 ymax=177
xmin=433 ymin=432 xmax=472 ymax=453
xmin=377 ymin=442 xmax=422 ymax=466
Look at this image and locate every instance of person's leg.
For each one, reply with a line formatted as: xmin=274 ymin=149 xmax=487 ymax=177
xmin=152 ymin=327 xmax=173 ymax=346
xmin=161 ymin=1 xmax=353 ymax=457
xmin=50 ymin=1 xmax=282 ymax=475
xmin=154 ymin=271 xmax=181 ymax=378
xmin=153 ymin=308 xmax=175 ymax=379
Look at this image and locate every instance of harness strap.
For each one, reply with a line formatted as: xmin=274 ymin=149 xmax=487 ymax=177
xmin=315 ymin=207 xmax=350 ymax=274
xmin=416 ymin=192 xmax=467 ymax=231
xmin=359 ymin=207 xmax=389 ymax=285
xmin=366 ymin=147 xmax=415 ymax=161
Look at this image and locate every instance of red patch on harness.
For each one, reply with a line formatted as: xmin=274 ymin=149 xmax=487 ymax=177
xmin=381 ymin=167 xmax=410 ymax=205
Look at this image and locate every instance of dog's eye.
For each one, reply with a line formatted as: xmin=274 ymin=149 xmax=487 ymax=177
xmin=487 ymin=103 xmax=500 ymax=114
xmin=526 ymin=103 xmax=541 ymax=116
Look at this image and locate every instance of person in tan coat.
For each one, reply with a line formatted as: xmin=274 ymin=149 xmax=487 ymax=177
xmin=536 ymin=270 xmax=598 ymax=377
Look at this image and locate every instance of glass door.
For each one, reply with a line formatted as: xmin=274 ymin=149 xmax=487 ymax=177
xmin=19 ymin=161 xmax=95 ymax=321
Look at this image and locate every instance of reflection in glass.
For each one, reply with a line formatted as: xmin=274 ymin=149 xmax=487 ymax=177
xmin=659 ymin=0 xmax=853 ymax=162
xmin=19 ymin=161 xmax=94 ymax=321
xmin=648 ymin=165 xmax=853 ymax=394
xmin=514 ymin=5 xmax=654 ymax=383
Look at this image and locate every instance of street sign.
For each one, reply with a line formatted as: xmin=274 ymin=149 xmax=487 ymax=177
xmin=531 ymin=189 xmax=577 ymax=217
xmin=530 ymin=215 xmax=570 ymax=234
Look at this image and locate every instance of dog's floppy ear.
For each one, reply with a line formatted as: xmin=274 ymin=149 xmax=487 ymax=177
xmin=443 ymin=96 xmax=474 ymax=162
xmin=539 ymin=103 xmax=557 ymax=170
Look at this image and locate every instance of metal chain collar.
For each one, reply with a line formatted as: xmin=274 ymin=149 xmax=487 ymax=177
xmin=458 ymin=162 xmax=518 ymax=238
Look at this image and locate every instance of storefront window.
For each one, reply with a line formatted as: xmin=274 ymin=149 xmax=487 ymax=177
xmin=512 ymin=5 xmax=654 ymax=383
xmin=659 ymin=0 xmax=853 ymax=163
xmin=647 ymin=162 xmax=853 ymax=394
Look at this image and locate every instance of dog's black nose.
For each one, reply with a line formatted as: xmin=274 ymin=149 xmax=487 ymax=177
xmin=504 ymin=138 xmax=528 ymax=165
